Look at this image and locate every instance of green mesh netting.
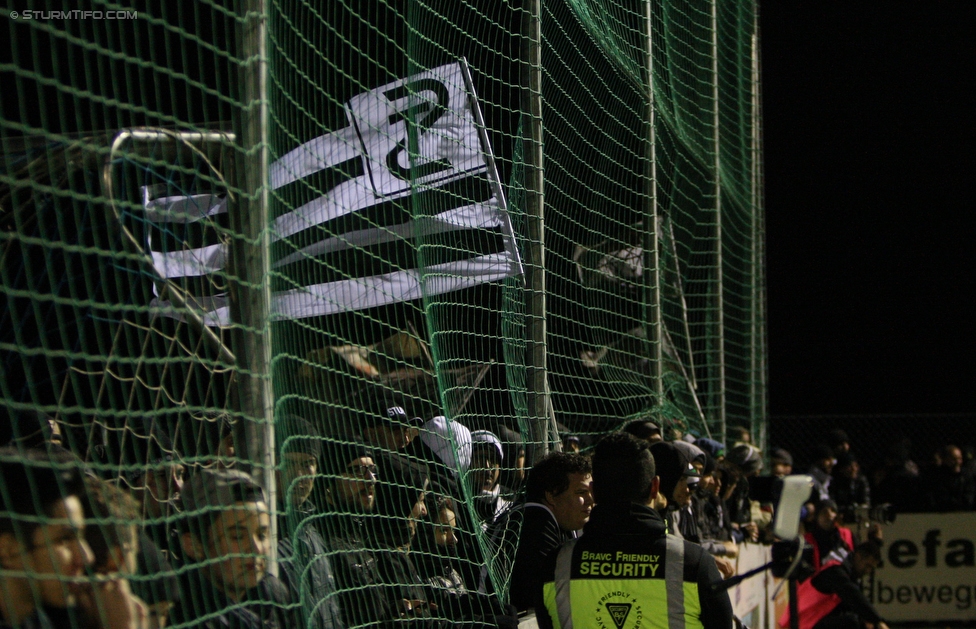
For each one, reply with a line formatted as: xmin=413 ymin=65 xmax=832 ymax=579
xmin=1 ymin=0 xmax=764 ymax=626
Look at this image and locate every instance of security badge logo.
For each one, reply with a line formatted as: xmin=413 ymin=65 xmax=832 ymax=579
xmin=595 ymin=592 xmax=642 ymax=629
xmin=607 ymin=604 xmax=632 ymax=628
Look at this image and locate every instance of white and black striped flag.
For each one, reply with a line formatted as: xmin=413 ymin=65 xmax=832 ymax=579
xmin=142 ymin=61 xmax=522 ymax=326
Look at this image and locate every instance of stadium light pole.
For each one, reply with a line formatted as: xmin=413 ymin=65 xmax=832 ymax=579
xmin=230 ymin=0 xmax=277 ymax=574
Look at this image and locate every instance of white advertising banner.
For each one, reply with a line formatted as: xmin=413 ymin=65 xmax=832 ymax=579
xmin=730 ymin=542 xmax=771 ymax=629
xmin=865 ymin=512 xmax=976 ymax=621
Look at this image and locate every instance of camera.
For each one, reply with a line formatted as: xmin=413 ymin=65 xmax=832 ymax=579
xmin=770 ymin=539 xmax=815 ymax=580
xmin=852 ymin=502 xmax=896 ymax=525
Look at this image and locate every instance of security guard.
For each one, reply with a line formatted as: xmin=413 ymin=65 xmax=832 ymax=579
xmin=536 ymin=432 xmax=734 ymax=629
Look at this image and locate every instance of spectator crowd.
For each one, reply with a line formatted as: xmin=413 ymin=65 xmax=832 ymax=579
xmin=1 ymin=402 xmax=973 ymax=629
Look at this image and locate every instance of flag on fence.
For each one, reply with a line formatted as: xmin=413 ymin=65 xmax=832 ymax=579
xmin=142 ymin=61 xmax=521 ymax=326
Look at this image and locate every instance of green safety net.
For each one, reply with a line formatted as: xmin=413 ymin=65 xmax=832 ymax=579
xmin=0 ymin=0 xmax=764 ymax=627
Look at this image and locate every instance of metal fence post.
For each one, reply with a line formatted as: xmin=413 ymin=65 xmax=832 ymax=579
xmin=523 ymin=0 xmax=550 ymax=464
xmin=231 ymin=0 xmax=277 ymax=573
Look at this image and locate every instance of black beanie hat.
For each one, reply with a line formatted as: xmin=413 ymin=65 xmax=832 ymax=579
xmin=320 ymin=439 xmax=373 ymax=477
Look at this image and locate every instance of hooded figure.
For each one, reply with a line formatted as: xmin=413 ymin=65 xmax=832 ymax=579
xmin=650 ymin=442 xmax=699 ymax=508
xmin=650 ymin=442 xmax=701 ymax=541
xmin=672 ymin=441 xmax=706 ymax=469
xmin=419 ymin=416 xmax=473 ymax=475
xmin=469 ymin=430 xmax=510 ymax=526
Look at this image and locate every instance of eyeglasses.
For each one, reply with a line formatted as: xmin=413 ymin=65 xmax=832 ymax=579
xmin=345 ymin=463 xmax=378 ymax=480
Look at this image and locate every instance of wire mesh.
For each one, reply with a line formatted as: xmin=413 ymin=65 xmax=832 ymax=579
xmin=1 ymin=0 xmax=764 ymax=626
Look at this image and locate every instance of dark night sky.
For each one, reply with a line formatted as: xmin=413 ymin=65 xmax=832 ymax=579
xmin=760 ymin=1 xmax=976 ymax=416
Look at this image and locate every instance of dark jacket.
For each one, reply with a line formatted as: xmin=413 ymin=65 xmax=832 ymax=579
xmin=670 ymin=501 xmax=730 ymax=557
xmin=0 ymin=611 xmax=54 ymax=629
xmin=810 ymin=556 xmax=883 ymax=625
xmin=699 ymin=492 xmax=733 ymax=543
xmin=413 ymin=551 xmax=479 ymax=620
xmin=170 ymin=567 xmax=295 ymax=629
xmin=372 ymin=547 xmax=441 ymax=628
xmin=725 ymin=477 xmax=752 ymax=528
xmin=412 ymin=522 xmax=512 ymax=629
xmin=278 ymin=510 xmax=345 ymax=629
xmin=322 ymin=511 xmax=397 ymax=628
xmin=27 ymin=608 xmax=71 ymax=629
xmin=535 ymin=502 xmax=733 ymax=629
xmin=505 ymin=502 xmax=575 ymax=611
xmin=920 ymin=465 xmax=976 ymax=512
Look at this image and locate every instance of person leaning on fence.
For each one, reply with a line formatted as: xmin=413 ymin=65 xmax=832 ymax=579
xmin=649 ymin=441 xmax=700 ymax=540
xmin=404 ymin=416 xmax=488 ymax=599
xmin=0 ymin=447 xmax=146 ymax=629
xmin=779 ymin=541 xmax=888 ymax=629
xmin=368 ymin=456 xmax=440 ymax=625
xmin=274 ymin=414 xmax=345 ymax=629
xmin=469 ymin=430 xmax=511 ymax=527
xmin=534 ymin=432 xmax=734 ymax=629
xmin=723 ymin=443 xmax=763 ymax=542
xmin=318 ymin=439 xmax=397 ymax=628
xmin=414 ymin=494 xmax=496 ymax=626
xmin=171 ymin=469 xmax=294 ymax=629
xmin=698 ymin=460 xmax=735 ymax=551
xmin=499 ymin=451 xmax=593 ymax=613
xmin=650 ymin=442 xmax=735 ymax=580
xmin=405 ymin=415 xmax=472 ymax=498
xmin=692 ymin=455 xmax=739 ymax=564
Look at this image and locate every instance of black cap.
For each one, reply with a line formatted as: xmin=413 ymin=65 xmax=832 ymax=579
xmin=622 ymin=419 xmax=662 ymax=441
xmin=360 ymin=393 xmax=422 ymax=430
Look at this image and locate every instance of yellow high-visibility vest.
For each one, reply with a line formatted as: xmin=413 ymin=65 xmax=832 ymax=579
xmin=542 ymin=535 xmax=706 ymax=629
